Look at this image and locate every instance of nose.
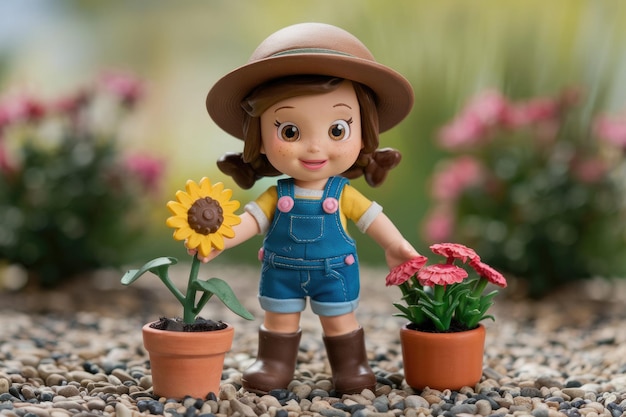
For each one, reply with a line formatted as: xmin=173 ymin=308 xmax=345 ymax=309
xmin=306 ymin=135 xmax=321 ymax=153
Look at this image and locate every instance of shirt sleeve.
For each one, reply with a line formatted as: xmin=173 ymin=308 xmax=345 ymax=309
xmin=340 ymin=185 xmax=383 ymax=233
xmin=244 ymin=186 xmax=277 ymax=235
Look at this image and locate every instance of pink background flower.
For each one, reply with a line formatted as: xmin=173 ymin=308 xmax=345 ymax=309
xmin=430 ymin=156 xmax=485 ymax=202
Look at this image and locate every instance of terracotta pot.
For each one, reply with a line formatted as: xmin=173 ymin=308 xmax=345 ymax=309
xmin=400 ymin=323 xmax=485 ymax=391
xmin=142 ymin=322 xmax=234 ymax=399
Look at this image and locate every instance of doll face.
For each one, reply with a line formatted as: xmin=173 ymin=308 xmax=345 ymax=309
xmin=259 ymin=81 xmax=363 ymax=189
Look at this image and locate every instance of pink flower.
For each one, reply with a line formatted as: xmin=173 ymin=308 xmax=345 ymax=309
xmin=417 ymin=264 xmax=468 ymax=286
xmin=100 ymin=71 xmax=144 ymax=107
xmin=570 ymin=156 xmax=608 ymax=184
xmin=437 ymin=113 xmax=486 ymax=149
xmin=53 ymin=88 xmax=92 ymax=116
xmin=385 ymin=255 xmax=428 ymax=286
xmin=504 ymin=97 xmax=559 ymax=128
xmin=469 ymin=259 xmax=507 ymax=288
xmin=464 ymin=89 xmax=510 ymax=126
xmin=3 ymin=95 xmax=46 ymax=123
xmin=0 ymin=141 xmax=14 ymax=176
xmin=594 ymin=114 xmax=626 ymax=148
xmin=437 ymin=90 xmax=510 ymax=150
xmin=430 ymin=156 xmax=485 ymax=202
xmin=430 ymin=242 xmax=479 ymax=263
xmin=422 ymin=206 xmax=455 ymax=243
xmin=124 ymin=154 xmax=165 ymax=193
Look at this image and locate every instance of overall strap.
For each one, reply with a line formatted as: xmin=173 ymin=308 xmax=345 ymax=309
xmin=324 ymin=176 xmax=350 ymax=200
xmin=277 ymin=178 xmax=295 ymax=198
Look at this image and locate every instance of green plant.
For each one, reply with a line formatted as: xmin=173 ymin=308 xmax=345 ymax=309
xmin=387 ymin=243 xmax=507 ymax=332
xmin=121 ymin=177 xmax=254 ymax=325
xmin=422 ymin=88 xmax=626 ymax=297
xmin=0 ymin=72 xmax=164 ymax=287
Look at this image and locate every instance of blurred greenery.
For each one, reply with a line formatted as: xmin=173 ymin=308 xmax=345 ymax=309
xmin=1 ymin=1 xmax=626 ymax=288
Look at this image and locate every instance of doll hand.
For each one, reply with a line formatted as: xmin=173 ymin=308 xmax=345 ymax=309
xmin=385 ymin=239 xmax=420 ymax=270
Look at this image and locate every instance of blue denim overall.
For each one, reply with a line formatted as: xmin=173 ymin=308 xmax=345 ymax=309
xmin=258 ymin=176 xmax=360 ymax=317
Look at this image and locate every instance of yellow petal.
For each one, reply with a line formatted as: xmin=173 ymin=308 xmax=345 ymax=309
xmin=199 ymin=177 xmax=214 ymax=196
xmin=175 ymin=190 xmax=194 ymax=207
xmin=185 ymin=179 xmax=201 ymax=200
xmin=223 ymin=213 xmax=241 ymax=226
xmin=218 ymin=224 xmax=235 ymax=238
xmin=187 ymin=232 xmax=202 ymax=249
xmin=212 ymin=181 xmax=225 ymax=195
xmin=210 ymin=232 xmax=225 ymax=251
xmin=166 ymin=216 xmax=189 ymax=228
xmin=220 ymin=199 xmax=239 ymax=212
xmin=167 ymin=201 xmax=189 ymax=216
xmin=197 ymin=238 xmax=213 ymax=258
xmin=173 ymin=227 xmax=192 ymax=241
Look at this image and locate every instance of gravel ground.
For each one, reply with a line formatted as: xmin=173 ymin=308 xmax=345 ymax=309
xmin=1 ymin=263 xmax=626 ymax=417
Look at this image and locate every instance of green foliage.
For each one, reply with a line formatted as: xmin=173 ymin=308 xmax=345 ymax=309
xmin=422 ymin=89 xmax=626 ymax=297
xmin=0 ymin=73 xmax=164 ymax=287
xmin=390 ymin=243 xmax=506 ymax=332
xmin=121 ymin=255 xmax=254 ymax=324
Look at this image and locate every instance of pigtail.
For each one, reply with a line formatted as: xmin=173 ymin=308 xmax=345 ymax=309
xmin=342 ymin=148 xmax=402 ymax=187
xmin=217 ymin=152 xmax=281 ymax=189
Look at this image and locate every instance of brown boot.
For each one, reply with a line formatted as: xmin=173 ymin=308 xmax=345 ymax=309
xmin=323 ymin=327 xmax=376 ymax=395
xmin=242 ymin=326 xmax=302 ymax=394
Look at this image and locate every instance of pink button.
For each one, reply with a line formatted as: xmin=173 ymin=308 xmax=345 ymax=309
xmin=257 ymin=247 xmax=264 ymax=261
xmin=322 ymin=197 xmax=339 ymax=214
xmin=277 ymin=196 xmax=294 ymax=212
xmin=345 ymin=254 xmax=355 ymax=265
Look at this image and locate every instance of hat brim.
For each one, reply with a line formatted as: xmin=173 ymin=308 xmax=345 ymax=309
xmin=206 ymin=53 xmax=414 ymax=140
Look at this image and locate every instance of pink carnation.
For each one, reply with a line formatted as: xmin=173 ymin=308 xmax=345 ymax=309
xmin=417 ymin=264 xmax=468 ymax=287
xmin=385 ymin=255 xmax=428 ymax=286
xmin=469 ymin=259 xmax=507 ymax=288
xmin=430 ymin=242 xmax=479 ymax=263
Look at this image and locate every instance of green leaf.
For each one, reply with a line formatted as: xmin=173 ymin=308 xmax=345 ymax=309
xmin=192 ymin=277 xmax=254 ymax=320
xmin=121 ymin=257 xmax=178 ymax=285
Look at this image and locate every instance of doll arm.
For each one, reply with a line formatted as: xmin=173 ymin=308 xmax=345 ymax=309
xmin=189 ymin=211 xmax=261 ymax=263
xmin=365 ymin=212 xmax=420 ymax=270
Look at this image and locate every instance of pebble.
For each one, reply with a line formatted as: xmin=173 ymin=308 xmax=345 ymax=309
xmin=1 ymin=272 xmax=626 ymax=417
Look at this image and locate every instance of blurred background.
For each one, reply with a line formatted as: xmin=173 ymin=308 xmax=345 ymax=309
xmin=1 ymin=0 xmax=626 ymax=297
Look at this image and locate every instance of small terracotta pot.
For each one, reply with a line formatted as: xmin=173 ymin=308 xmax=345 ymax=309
xmin=142 ymin=322 xmax=234 ymax=399
xmin=400 ymin=323 xmax=485 ymax=391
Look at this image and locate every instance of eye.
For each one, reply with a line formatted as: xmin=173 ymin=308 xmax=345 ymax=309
xmin=328 ymin=119 xmax=352 ymax=141
xmin=275 ymin=120 xmax=300 ymax=142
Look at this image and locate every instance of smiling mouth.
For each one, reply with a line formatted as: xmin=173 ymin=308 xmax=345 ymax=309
xmin=300 ymin=159 xmax=328 ymax=170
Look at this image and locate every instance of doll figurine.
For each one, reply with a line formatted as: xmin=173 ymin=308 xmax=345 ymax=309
xmin=203 ymin=23 xmax=420 ymax=395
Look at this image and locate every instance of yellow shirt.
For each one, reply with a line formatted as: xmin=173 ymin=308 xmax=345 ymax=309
xmin=245 ymin=183 xmax=382 ymax=235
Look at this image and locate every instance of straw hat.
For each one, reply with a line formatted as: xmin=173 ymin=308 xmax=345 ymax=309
xmin=206 ymin=22 xmax=414 ymax=140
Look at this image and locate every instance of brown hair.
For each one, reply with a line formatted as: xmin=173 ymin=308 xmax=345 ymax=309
xmin=217 ymin=75 xmax=401 ymax=189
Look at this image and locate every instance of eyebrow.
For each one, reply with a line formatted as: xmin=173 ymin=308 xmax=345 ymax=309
xmin=274 ymin=106 xmax=294 ymax=113
xmin=333 ymin=103 xmax=352 ymax=109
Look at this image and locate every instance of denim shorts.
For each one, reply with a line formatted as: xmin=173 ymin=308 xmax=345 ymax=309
xmin=258 ymin=251 xmax=360 ymax=317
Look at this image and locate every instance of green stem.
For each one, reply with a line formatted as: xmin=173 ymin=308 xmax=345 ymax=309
xmin=472 ymin=277 xmax=489 ymax=298
xmin=433 ymin=284 xmax=448 ymax=330
xmin=183 ymin=255 xmax=202 ymax=324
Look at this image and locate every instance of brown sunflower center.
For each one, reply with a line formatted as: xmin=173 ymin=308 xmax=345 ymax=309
xmin=187 ymin=197 xmax=224 ymax=235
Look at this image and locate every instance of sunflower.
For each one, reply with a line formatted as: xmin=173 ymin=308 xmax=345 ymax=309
xmin=166 ymin=177 xmax=241 ymax=258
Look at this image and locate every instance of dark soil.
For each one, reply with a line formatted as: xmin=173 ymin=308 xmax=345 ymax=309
xmin=149 ymin=316 xmax=228 ymax=332
xmin=406 ymin=319 xmax=476 ymax=333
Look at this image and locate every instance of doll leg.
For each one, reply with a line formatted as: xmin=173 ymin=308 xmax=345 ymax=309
xmin=242 ymin=312 xmax=301 ymax=394
xmin=321 ymin=313 xmax=376 ymax=395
